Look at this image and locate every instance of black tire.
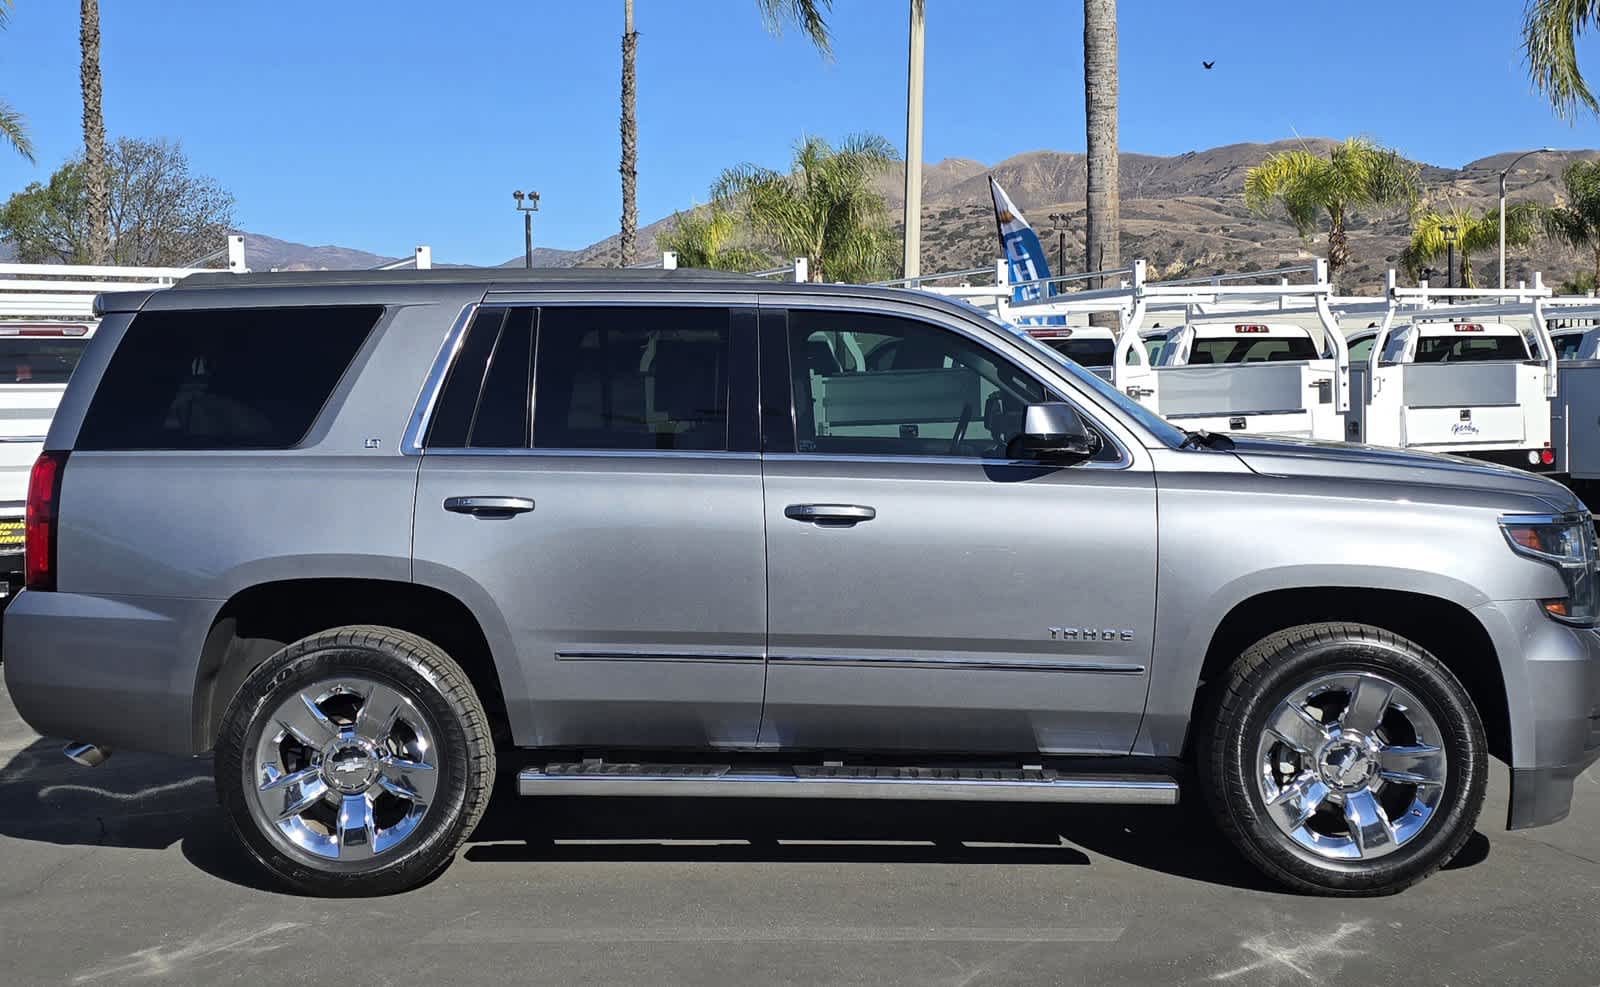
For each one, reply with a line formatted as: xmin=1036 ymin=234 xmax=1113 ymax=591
xmin=1200 ymin=622 xmax=1486 ymax=896
xmin=214 ymin=625 xmax=495 ymax=896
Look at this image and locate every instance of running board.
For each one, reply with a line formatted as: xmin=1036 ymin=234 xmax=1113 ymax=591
xmin=517 ymin=762 xmax=1179 ymax=805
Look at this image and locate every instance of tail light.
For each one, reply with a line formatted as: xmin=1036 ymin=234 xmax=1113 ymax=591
xmin=24 ymin=451 xmax=68 ymax=591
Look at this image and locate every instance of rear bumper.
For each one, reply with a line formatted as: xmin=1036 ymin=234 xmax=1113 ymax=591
xmin=1473 ymin=600 xmax=1600 ymax=829
xmin=2 ymin=589 xmax=218 ymax=754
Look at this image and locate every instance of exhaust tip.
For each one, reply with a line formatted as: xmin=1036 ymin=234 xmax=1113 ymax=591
xmin=63 ymin=742 xmax=110 ymax=768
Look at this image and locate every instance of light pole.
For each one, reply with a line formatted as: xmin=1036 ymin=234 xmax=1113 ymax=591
xmin=1048 ymin=212 xmax=1070 ymax=276
xmin=901 ymin=1 xmax=926 ymax=284
xmin=1442 ymin=225 xmax=1458 ymax=289
xmin=1499 ymin=147 xmax=1554 ymax=288
xmin=513 ymin=189 xmax=540 ymax=269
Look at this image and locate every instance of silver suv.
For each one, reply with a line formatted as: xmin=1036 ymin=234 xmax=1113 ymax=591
xmin=5 ymin=269 xmax=1598 ymax=897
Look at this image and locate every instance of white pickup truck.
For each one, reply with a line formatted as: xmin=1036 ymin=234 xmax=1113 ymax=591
xmin=1119 ymin=321 xmax=1347 ymax=440
xmin=1362 ymin=319 xmax=1556 ymax=470
xmin=0 ymin=323 xmax=93 ymax=592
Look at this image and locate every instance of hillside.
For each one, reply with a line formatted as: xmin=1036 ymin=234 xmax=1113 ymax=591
xmin=561 ymin=139 xmax=1600 ymax=293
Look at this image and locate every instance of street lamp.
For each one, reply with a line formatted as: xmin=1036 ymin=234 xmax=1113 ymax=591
xmin=513 ymin=189 xmax=540 ymax=269
xmin=1500 ymin=147 xmax=1555 ymax=289
xmin=1047 ymin=213 xmax=1070 ymax=278
xmin=1442 ymin=225 xmax=1458 ymax=289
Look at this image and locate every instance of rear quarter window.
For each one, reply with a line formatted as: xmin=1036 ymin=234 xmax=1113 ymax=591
xmin=75 ymin=306 xmax=381 ymax=450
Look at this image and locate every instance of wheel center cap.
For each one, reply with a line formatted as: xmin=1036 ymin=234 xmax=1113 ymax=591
xmin=1319 ymin=741 xmax=1375 ymax=791
xmin=322 ymin=740 xmax=380 ymax=793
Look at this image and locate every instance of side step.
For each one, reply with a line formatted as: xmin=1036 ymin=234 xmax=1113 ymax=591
xmin=517 ymin=762 xmax=1178 ymax=805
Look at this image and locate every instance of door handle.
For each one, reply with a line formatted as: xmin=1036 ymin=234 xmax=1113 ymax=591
xmin=444 ymin=495 xmax=535 ymax=518
xmin=785 ymin=504 xmax=876 ymax=525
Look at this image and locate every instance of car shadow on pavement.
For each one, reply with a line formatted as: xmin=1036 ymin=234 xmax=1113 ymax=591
xmin=0 ymin=742 xmax=1493 ymax=896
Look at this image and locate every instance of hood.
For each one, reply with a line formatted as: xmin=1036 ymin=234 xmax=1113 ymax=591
xmin=1225 ymin=435 xmax=1583 ymax=514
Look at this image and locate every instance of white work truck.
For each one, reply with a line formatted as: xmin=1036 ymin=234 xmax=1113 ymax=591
xmin=1128 ymin=321 xmax=1344 ymax=439
xmin=1358 ymin=276 xmax=1558 ymax=472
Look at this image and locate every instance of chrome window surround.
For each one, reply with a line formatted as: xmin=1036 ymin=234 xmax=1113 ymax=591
xmin=401 ymin=296 xmax=1140 ymax=470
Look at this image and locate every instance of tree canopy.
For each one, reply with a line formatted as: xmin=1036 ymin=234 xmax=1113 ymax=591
xmin=0 ymin=137 xmax=235 ymax=265
xmin=712 ymin=133 xmax=899 ymax=283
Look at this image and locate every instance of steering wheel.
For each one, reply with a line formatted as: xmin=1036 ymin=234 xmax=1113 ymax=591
xmin=950 ymin=402 xmax=973 ymax=455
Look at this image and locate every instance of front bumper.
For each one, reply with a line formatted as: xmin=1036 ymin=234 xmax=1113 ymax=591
xmin=1473 ymin=599 xmax=1600 ymax=829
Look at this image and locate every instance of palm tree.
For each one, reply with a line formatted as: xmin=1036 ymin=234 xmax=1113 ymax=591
xmin=617 ymin=1 xmax=832 ymax=267
xmin=1243 ymin=137 xmax=1420 ymax=279
xmin=81 ymin=0 xmax=109 ymax=263
xmin=1401 ymin=204 xmax=1543 ymax=289
xmin=1084 ymin=0 xmax=1118 ymax=284
xmin=1524 ymin=0 xmax=1600 ymax=119
xmin=712 ymin=133 xmax=899 ymax=283
xmin=1543 ymin=159 xmax=1600 ymax=283
xmin=619 ymin=0 xmax=638 ymax=266
xmin=657 ymin=204 xmax=767 ymax=272
xmin=0 ymin=0 xmax=34 ymax=162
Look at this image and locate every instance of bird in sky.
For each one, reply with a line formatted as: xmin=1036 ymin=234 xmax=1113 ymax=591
xmin=1202 ymin=60 xmax=1215 ymax=70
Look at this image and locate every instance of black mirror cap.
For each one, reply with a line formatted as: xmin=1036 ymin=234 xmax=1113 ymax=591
xmin=1014 ymin=402 xmax=1102 ymax=463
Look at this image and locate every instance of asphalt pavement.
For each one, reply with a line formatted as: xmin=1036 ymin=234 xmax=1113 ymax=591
xmin=1 ymin=680 xmax=1597 ymax=986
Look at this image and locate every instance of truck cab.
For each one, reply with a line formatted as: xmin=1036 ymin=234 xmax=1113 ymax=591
xmin=1117 ymin=321 xmax=1344 ymax=440
xmin=1365 ymin=320 xmax=1556 ymax=469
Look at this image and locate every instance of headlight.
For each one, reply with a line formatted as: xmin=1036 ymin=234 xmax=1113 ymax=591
xmin=1500 ymin=513 xmax=1599 ymax=626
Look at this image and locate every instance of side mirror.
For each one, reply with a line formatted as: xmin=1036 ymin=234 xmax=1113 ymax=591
xmin=1014 ymin=402 xmax=1102 ymax=463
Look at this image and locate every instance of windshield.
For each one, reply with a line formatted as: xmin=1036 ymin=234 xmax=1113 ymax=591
xmin=1413 ymin=334 xmax=1528 ymax=363
xmin=1007 ymin=323 xmax=1188 ymax=448
xmin=0 ymin=338 xmax=88 ymax=384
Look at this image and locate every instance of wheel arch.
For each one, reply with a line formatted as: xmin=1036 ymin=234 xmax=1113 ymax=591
xmin=1181 ymin=587 xmax=1510 ymax=765
xmin=192 ymin=577 xmax=515 ymax=752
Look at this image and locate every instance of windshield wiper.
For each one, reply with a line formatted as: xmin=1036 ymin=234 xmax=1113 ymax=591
xmin=1179 ymin=428 xmax=1236 ymax=451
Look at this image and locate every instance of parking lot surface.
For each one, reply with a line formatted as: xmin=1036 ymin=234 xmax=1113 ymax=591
xmin=1 ymin=682 xmax=1597 ymax=986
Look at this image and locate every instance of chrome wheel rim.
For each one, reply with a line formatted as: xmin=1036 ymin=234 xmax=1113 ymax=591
xmin=248 ymin=678 xmax=439 ymax=863
xmin=1255 ymin=671 xmax=1447 ymax=861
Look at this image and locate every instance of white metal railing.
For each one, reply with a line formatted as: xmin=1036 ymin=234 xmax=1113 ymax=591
xmin=373 ymin=246 xmax=434 ymax=271
xmin=0 ymin=235 xmax=248 ymax=321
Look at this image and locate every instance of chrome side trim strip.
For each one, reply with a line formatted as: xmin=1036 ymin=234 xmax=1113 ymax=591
xmin=517 ymin=768 xmax=1179 ymax=805
xmin=767 ymin=654 xmax=1146 ymax=674
xmin=761 ymin=451 xmax=1133 ymax=471
xmin=422 ymin=447 xmax=760 ymax=462
xmin=401 ymin=302 xmax=481 ymax=456
xmin=556 ymin=650 xmax=762 ymax=663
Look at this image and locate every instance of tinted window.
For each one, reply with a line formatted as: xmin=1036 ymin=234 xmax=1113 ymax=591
xmin=426 ymin=308 xmax=506 ymax=448
xmin=0 ymin=337 xmax=88 ymax=383
xmin=788 ymin=310 xmax=1058 ymax=459
xmin=1554 ymin=333 xmax=1584 ymax=360
xmin=1189 ymin=336 xmax=1320 ymax=364
xmin=1347 ymin=335 xmax=1375 ymax=362
xmin=533 ymin=307 xmax=731 ymax=451
xmin=76 ymin=306 xmax=380 ymax=450
xmin=1413 ymin=334 xmax=1528 ymax=363
xmin=1045 ymin=337 xmax=1115 ymax=366
xmin=471 ymin=307 xmax=534 ymax=448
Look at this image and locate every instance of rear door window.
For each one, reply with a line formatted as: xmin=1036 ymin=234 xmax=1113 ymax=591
xmin=76 ymin=306 xmax=381 ymax=450
xmin=532 ymin=306 xmax=733 ymax=452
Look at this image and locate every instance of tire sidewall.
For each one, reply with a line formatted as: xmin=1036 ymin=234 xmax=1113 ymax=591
xmin=1210 ymin=631 xmax=1486 ymax=893
xmin=215 ymin=637 xmax=478 ymax=895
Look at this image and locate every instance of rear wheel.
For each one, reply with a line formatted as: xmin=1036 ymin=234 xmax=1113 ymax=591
xmin=1201 ymin=622 xmax=1486 ymax=895
xmin=214 ymin=625 xmax=495 ymax=896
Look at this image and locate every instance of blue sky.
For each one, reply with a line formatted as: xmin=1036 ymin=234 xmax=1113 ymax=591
xmin=2 ymin=1 xmax=1598 ymax=264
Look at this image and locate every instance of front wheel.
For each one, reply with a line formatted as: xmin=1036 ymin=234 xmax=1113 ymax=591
xmin=1201 ymin=622 xmax=1486 ymax=895
xmin=214 ymin=625 xmax=495 ymax=896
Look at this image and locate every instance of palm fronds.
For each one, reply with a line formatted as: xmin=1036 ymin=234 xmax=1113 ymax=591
xmin=0 ymin=99 xmax=33 ymax=162
xmin=713 ymin=133 xmax=899 ymax=283
xmin=755 ymin=0 xmax=833 ymax=57
xmin=1524 ymin=0 xmax=1600 ymax=120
